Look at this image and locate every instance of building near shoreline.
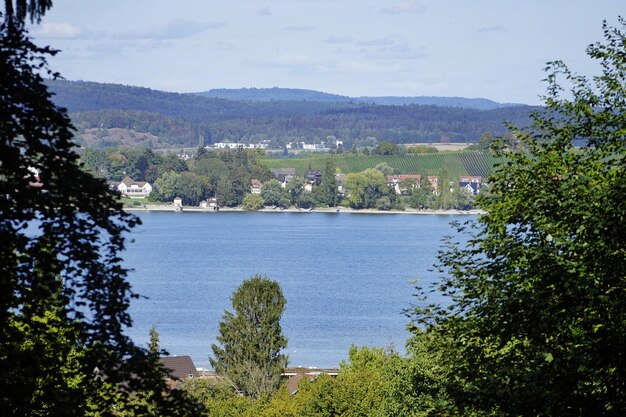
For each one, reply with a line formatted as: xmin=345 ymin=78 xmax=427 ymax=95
xmin=109 ymin=176 xmax=152 ymax=198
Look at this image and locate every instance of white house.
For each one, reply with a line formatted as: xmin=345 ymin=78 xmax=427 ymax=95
xmin=110 ymin=176 xmax=152 ymax=198
xmin=200 ymin=197 xmax=219 ymax=209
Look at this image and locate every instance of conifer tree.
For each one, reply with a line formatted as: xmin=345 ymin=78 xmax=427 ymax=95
xmin=210 ymin=275 xmax=288 ymax=399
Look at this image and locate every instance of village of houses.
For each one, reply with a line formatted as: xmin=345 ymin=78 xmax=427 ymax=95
xmin=109 ymin=167 xmax=484 ymax=213
xmin=162 ymin=355 xmax=339 ymax=395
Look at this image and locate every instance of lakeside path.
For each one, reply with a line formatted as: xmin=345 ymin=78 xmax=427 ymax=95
xmin=125 ymin=204 xmax=486 ymax=215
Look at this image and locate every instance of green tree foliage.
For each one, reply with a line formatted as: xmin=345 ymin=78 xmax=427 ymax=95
xmin=182 ymin=378 xmax=256 ymax=417
xmin=211 ymin=149 xmax=272 ymax=207
xmin=81 ymin=147 xmax=177 ymax=182
xmin=286 ymin=176 xmax=306 ymax=205
xmin=242 ymin=193 xmax=265 ymax=211
xmin=210 ymin=275 xmax=288 ymax=399
xmin=313 ymin=159 xmax=338 ymax=207
xmin=261 ymin=179 xmax=290 ymax=208
xmin=295 ymin=192 xmax=315 ymax=209
xmin=47 ymin=79 xmax=537 ymax=149
xmin=409 ymin=178 xmax=436 ymax=209
xmin=374 ymin=161 xmax=395 ymax=176
xmin=407 ymin=145 xmax=439 ymax=154
xmin=153 ymin=170 xmax=180 ymax=201
xmin=411 ymin=19 xmax=626 ymax=417
xmin=0 ymin=10 xmax=199 ymax=417
xmin=434 ymin=169 xmax=453 ymax=209
xmin=373 ymin=140 xmax=399 ymax=155
xmin=174 ymin=172 xmax=210 ymax=206
xmin=184 ymin=343 xmax=450 ymax=417
xmin=344 ymin=169 xmax=390 ymax=209
xmin=152 ymin=169 xmax=210 ymax=205
xmin=3 ymin=0 xmax=51 ymax=24
xmin=148 ymin=324 xmax=160 ymax=354
xmin=375 ymin=196 xmax=392 ymax=210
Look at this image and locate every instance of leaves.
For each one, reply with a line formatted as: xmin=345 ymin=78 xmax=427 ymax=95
xmin=409 ymin=18 xmax=626 ymax=417
xmin=210 ymin=275 xmax=288 ymax=399
xmin=0 ymin=21 xmax=200 ymax=417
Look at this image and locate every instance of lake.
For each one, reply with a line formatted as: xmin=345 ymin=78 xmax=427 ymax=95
xmin=123 ymin=211 xmax=472 ymax=369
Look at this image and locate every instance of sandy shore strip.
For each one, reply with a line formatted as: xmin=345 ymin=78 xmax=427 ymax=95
xmin=125 ymin=204 xmax=485 ymax=215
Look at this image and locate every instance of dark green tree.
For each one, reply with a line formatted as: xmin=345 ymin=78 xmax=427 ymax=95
xmin=175 ymin=172 xmax=209 ymax=206
xmin=374 ymin=162 xmax=394 ymax=176
xmin=210 ymin=275 xmax=288 ymax=399
xmin=148 ymin=324 xmax=160 ymax=355
xmin=411 ymin=19 xmax=626 ymax=417
xmin=286 ymin=175 xmax=306 ymax=205
xmin=314 ymin=159 xmax=338 ymax=207
xmin=242 ymin=193 xmax=265 ymax=211
xmin=344 ymin=169 xmax=390 ymax=209
xmin=0 ymin=5 xmax=199 ymax=416
xmin=372 ymin=140 xmax=399 ymax=155
xmin=260 ymin=179 xmax=290 ymax=208
xmin=409 ymin=180 xmax=436 ymax=210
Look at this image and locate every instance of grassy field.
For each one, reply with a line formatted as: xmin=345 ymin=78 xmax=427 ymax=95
xmin=262 ymin=151 xmax=502 ymax=179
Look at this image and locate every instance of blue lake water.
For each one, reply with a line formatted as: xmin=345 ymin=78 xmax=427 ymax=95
xmin=123 ymin=211 xmax=472 ymax=369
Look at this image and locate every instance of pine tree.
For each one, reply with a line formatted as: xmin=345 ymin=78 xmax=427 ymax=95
xmin=210 ymin=275 xmax=288 ymax=399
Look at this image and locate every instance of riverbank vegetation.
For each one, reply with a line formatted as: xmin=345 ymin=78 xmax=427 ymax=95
xmin=83 ymin=147 xmax=484 ymax=211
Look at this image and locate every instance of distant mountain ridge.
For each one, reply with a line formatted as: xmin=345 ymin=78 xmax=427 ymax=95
xmin=197 ymin=87 xmax=521 ymax=110
xmin=45 ymin=79 xmax=538 ymax=149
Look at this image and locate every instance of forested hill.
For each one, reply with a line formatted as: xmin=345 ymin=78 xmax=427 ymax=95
xmin=198 ymin=87 xmax=354 ymax=103
xmin=197 ymin=88 xmax=519 ymax=110
xmin=46 ymin=79 xmax=539 ymax=149
xmin=46 ymin=80 xmax=348 ymax=121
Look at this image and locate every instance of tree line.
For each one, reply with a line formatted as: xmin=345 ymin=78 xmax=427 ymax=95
xmin=82 ymin=147 xmax=479 ymax=210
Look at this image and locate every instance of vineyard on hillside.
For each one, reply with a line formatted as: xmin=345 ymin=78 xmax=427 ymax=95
xmin=262 ymin=151 xmax=503 ymax=179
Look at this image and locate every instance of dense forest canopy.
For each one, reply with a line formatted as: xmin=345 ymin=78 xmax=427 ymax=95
xmin=200 ymin=87 xmax=521 ymax=109
xmin=46 ymin=79 xmax=538 ymax=149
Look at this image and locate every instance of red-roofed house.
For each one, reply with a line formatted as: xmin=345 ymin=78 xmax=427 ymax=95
xmin=386 ymin=174 xmax=422 ymax=195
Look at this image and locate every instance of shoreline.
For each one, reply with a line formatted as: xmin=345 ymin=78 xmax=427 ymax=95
xmin=125 ymin=204 xmax=485 ymax=216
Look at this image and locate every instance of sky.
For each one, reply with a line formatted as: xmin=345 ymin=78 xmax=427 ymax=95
xmin=29 ymin=0 xmax=623 ymax=105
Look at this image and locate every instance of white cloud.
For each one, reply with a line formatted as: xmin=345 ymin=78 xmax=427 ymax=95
xmin=274 ymin=54 xmax=316 ymax=66
xmin=479 ymin=25 xmax=508 ymax=33
xmin=257 ymin=7 xmax=271 ymax=16
xmin=34 ymin=22 xmax=83 ymax=39
xmin=325 ymin=35 xmax=354 ymax=44
xmin=366 ymin=43 xmax=427 ymax=60
xmin=114 ymin=20 xmax=225 ymax=40
xmin=247 ymin=54 xmax=319 ymax=69
xmin=381 ymin=1 xmax=425 ymax=15
xmin=389 ymin=78 xmax=447 ymax=94
xmin=356 ymin=36 xmax=396 ymax=47
xmin=213 ymin=42 xmax=235 ymax=51
xmin=284 ymin=25 xmax=317 ymax=31
xmin=324 ymin=60 xmax=404 ymax=75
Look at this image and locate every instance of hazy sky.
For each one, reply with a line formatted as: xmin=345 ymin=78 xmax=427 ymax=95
xmin=30 ymin=0 xmax=623 ymax=104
